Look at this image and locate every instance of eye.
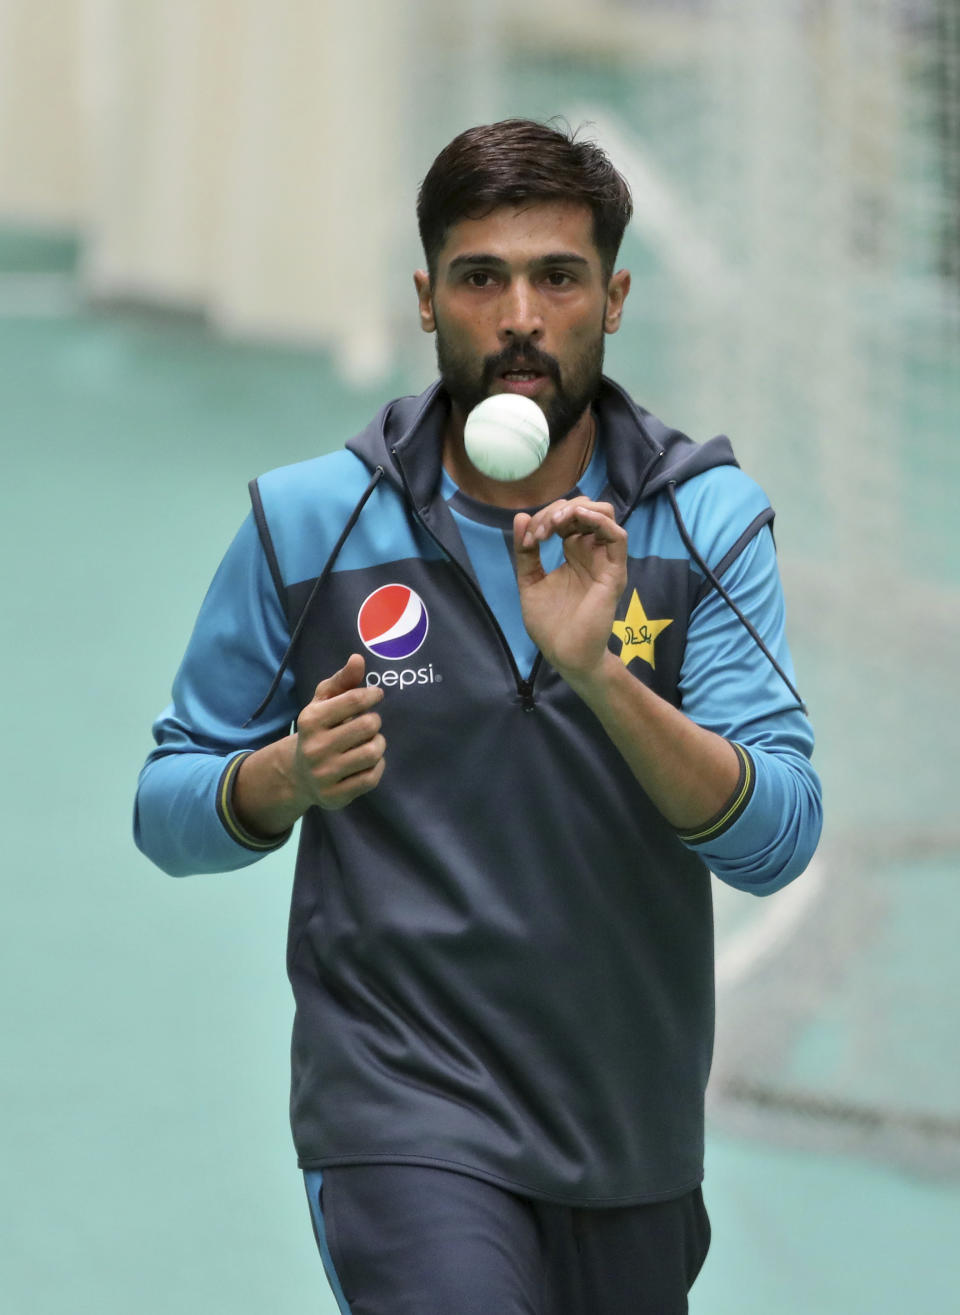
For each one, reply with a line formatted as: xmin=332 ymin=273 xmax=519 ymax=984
xmin=544 ymin=269 xmax=575 ymax=287
xmin=466 ymin=270 xmax=495 ymax=288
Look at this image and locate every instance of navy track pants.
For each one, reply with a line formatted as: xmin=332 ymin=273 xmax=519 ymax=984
xmin=305 ymin=1163 xmax=710 ymax=1314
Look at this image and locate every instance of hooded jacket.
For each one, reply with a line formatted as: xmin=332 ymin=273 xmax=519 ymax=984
xmin=135 ymin=377 xmax=821 ymax=1205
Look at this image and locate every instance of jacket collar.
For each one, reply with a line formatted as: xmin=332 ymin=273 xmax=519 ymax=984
xmin=345 ymin=376 xmax=739 ymax=521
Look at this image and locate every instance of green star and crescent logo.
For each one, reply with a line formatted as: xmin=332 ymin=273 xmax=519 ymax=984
xmin=611 ymin=590 xmax=673 ymax=669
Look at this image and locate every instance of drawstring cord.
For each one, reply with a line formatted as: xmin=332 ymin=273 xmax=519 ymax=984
xmin=243 ymin=466 xmax=385 ymax=726
xmin=665 ymin=481 xmax=807 ymax=714
xmin=244 ymin=456 xmax=803 ymax=724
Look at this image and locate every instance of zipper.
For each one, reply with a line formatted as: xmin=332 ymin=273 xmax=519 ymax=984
xmin=517 ymin=666 xmax=540 ymax=712
xmin=389 ymin=443 xmax=667 ymax=712
xmin=392 ymin=448 xmax=543 ymax=710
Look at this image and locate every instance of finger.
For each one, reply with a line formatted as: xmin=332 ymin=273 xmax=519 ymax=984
xmin=521 ymin=502 xmax=622 ymax=550
xmin=306 ymin=664 xmax=383 ymax=731
xmin=519 ymin=497 xmax=616 ymax=546
xmin=519 ymin=498 xmax=571 ymax=547
xmin=318 ymin=754 xmax=387 ymax=810
xmin=551 ymin=506 xmax=624 ymax=544
xmin=302 ymin=709 xmax=382 ymax=758
xmin=312 ymin=653 xmax=367 ymax=703
xmin=312 ymin=732 xmax=387 ymax=789
xmin=549 ymin=500 xmax=616 ymax=527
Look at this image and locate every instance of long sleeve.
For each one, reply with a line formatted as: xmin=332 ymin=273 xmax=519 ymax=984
xmin=134 ymin=512 xmax=299 ymax=876
xmin=673 ymin=500 xmax=822 ymax=894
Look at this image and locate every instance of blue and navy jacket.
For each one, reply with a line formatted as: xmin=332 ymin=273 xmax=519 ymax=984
xmin=135 ymin=378 xmax=822 ymax=1206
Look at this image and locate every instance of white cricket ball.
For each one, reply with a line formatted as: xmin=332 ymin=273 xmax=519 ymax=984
xmin=463 ymin=393 xmax=550 ymax=482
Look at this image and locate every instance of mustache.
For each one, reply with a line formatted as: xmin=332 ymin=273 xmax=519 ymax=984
xmin=481 ymin=343 xmax=562 ymax=390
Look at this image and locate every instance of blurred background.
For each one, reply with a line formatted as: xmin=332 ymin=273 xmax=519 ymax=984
xmin=2 ymin=1 xmax=958 ymax=1311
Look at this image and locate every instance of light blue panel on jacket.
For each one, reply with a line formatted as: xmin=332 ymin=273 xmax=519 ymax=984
xmin=257 ymin=450 xmax=445 ymax=587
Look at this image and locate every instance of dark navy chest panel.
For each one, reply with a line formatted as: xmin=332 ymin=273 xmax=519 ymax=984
xmin=283 ymin=545 xmax=704 ymax=727
xmin=286 ymin=556 xmax=529 ymax=713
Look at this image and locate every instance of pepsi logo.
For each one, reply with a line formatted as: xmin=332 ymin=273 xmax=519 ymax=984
xmin=357 ymin=584 xmax=429 ymax=661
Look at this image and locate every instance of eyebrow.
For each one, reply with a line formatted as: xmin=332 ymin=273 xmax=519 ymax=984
xmin=447 ymin=251 xmax=591 ymax=272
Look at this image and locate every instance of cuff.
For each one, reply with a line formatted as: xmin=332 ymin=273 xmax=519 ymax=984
xmin=215 ymin=752 xmax=292 ymax=853
xmin=676 ymin=743 xmax=756 ymax=846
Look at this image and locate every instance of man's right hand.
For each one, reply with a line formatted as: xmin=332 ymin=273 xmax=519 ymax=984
xmin=291 ymin=654 xmax=387 ymax=811
xmin=232 ymin=653 xmax=386 ymax=839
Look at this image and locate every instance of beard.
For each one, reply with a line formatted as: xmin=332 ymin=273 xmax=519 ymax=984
xmin=434 ymin=321 xmax=606 ymax=447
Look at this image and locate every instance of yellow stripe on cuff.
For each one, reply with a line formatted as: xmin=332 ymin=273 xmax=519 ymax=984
xmin=217 ymin=752 xmax=287 ymax=851
xmin=677 ymin=743 xmax=754 ymax=844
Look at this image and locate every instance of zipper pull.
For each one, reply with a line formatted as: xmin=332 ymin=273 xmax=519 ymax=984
xmin=518 ymin=679 xmax=536 ymax=711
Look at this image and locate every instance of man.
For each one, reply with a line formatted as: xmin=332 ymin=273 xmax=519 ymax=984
xmin=135 ymin=120 xmax=822 ymax=1313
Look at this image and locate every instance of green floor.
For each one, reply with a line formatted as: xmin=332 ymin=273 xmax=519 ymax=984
xmin=3 ymin=261 xmax=959 ymax=1313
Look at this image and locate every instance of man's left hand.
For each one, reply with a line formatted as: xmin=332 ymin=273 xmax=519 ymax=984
xmin=514 ymin=498 xmax=627 ymax=685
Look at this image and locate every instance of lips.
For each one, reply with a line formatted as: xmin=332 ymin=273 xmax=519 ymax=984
xmin=482 ymin=348 xmax=559 ymax=398
xmin=498 ymin=360 xmax=549 ymax=387
xmin=497 ymin=371 xmax=549 ymax=398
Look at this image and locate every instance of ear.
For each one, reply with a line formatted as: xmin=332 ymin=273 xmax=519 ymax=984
xmin=413 ymin=269 xmax=436 ymax=334
xmin=603 ymin=269 xmax=631 ymax=334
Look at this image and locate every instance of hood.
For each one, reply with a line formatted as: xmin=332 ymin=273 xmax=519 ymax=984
xmin=345 ymin=377 xmax=739 ymax=517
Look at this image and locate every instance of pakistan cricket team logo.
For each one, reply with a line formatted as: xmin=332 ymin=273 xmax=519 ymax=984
xmin=611 ymin=590 xmax=673 ymax=670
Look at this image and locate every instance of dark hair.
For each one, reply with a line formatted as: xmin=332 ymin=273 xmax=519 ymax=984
xmin=417 ymin=119 xmax=633 ymax=281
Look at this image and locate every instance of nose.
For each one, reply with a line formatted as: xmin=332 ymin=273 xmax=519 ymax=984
xmin=498 ymin=278 xmax=543 ymax=344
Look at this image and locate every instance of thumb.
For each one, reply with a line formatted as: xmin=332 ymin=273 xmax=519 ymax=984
xmin=313 ymin=653 xmax=366 ymax=702
xmin=513 ymin=512 xmax=545 ymax=585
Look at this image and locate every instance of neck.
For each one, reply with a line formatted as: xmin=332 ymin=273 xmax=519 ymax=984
xmin=442 ymin=405 xmax=596 ymax=509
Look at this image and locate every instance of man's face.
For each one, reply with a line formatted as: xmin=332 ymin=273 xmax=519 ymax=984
xmin=414 ymin=201 xmax=630 ymax=446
